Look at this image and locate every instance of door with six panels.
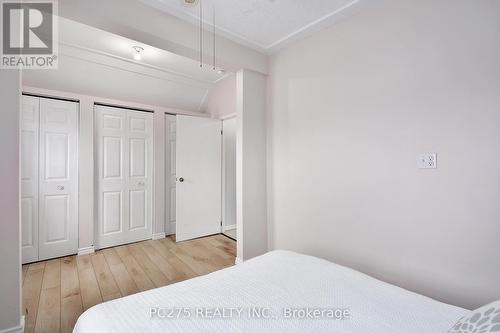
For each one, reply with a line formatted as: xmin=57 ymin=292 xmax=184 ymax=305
xmin=95 ymin=105 xmax=153 ymax=249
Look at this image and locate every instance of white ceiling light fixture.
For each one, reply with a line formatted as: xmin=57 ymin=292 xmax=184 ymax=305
xmin=181 ymin=0 xmax=199 ymax=7
xmin=132 ymin=46 xmax=144 ymax=61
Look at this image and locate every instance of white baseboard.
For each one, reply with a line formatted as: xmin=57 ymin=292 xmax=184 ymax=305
xmin=0 ymin=316 xmax=24 ymax=333
xmin=235 ymin=257 xmax=243 ymax=265
xmin=223 ymin=224 xmax=236 ymax=232
xmin=0 ymin=326 xmax=23 ymax=333
xmin=152 ymin=232 xmax=166 ymax=240
xmin=78 ymin=246 xmax=95 ymax=256
xmin=0 ymin=325 xmax=23 ymax=333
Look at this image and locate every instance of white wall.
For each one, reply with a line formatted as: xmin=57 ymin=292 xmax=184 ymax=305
xmin=153 ymin=109 xmax=166 ymax=239
xmin=237 ymin=69 xmax=268 ymax=261
xmin=0 ymin=71 xmax=22 ymax=331
xmin=222 ymin=117 xmax=237 ymax=230
xmin=206 ymin=75 xmax=237 ymax=118
xmin=78 ymin=96 xmax=95 ymax=251
xmin=22 ymin=46 xmax=211 ymax=112
xmin=267 ymin=0 xmax=500 ymax=309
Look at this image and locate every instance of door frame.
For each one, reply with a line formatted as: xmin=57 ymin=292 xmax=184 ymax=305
xmin=164 ymin=113 xmax=177 ymax=236
xmin=221 ymin=114 xmax=237 ymax=239
xmin=93 ymin=103 xmax=155 ymax=250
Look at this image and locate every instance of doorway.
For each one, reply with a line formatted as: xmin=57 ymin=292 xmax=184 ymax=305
xmin=175 ymin=115 xmax=222 ymax=242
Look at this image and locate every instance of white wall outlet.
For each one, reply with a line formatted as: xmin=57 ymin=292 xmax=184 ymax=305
xmin=417 ymin=153 xmax=437 ymax=169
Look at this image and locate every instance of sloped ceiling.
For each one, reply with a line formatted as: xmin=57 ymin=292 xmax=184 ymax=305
xmin=22 ymin=17 xmax=230 ymax=112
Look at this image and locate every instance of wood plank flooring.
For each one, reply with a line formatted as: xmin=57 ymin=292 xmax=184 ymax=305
xmin=22 ymin=234 xmax=236 ymax=333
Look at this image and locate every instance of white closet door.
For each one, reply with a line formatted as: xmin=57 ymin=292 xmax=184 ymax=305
xmin=38 ymin=98 xmax=79 ymax=260
xmin=95 ymin=105 xmax=153 ymax=249
xmin=176 ymin=115 xmax=222 ymax=242
xmin=165 ymin=114 xmax=176 ymax=235
xmin=21 ymin=96 xmax=40 ymax=264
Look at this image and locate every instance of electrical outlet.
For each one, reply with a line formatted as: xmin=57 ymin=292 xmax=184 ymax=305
xmin=417 ymin=153 xmax=437 ymax=169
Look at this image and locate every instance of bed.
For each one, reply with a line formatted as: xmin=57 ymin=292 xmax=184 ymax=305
xmin=74 ymin=250 xmax=468 ymax=332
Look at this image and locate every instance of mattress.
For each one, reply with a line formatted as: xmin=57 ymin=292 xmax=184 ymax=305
xmin=74 ymin=250 xmax=468 ymax=333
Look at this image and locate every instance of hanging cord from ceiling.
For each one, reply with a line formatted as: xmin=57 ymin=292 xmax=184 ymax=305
xmin=199 ymin=0 xmax=203 ymax=67
xmin=213 ymin=6 xmax=216 ymax=70
xmin=198 ymin=0 xmax=218 ymax=72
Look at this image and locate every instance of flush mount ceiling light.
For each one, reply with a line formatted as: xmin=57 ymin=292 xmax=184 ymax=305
xmin=181 ymin=0 xmax=199 ymax=7
xmin=132 ymin=46 xmax=144 ymax=61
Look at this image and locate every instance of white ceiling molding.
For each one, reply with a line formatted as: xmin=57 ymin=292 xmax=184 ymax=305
xmin=138 ymin=0 xmax=374 ymax=55
xmin=58 ymin=16 xmax=227 ymax=84
xmin=138 ymin=0 xmax=268 ymax=53
xmin=59 ymin=42 xmax=214 ymax=90
xmin=265 ymin=0 xmax=363 ymax=54
xmin=23 ymin=44 xmax=212 ymax=111
xmin=22 ymin=16 xmax=238 ymax=111
xmin=57 ymin=0 xmax=268 ymax=74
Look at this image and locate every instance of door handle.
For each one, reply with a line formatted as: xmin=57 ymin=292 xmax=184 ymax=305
xmin=178 ymin=177 xmax=184 ymax=183
xmin=138 ymin=181 xmax=145 ymax=186
xmin=56 ymin=185 xmax=65 ymax=191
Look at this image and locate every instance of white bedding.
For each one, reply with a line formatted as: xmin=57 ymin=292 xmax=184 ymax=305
xmin=74 ymin=250 xmax=468 ymax=333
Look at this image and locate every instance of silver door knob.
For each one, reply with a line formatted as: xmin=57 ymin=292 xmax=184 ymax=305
xmin=138 ymin=182 xmax=145 ymax=186
xmin=178 ymin=177 xmax=184 ymax=182
xmin=57 ymin=185 xmax=65 ymax=191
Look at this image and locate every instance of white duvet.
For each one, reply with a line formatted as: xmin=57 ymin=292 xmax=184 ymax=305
xmin=74 ymin=250 xmax=467 ymax=333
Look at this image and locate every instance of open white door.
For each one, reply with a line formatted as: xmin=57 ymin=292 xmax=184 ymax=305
xmin=176 ymin=115 xmax=222 ymax=242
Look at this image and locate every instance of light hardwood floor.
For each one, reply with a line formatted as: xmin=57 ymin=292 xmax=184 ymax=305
xmin=22 ymin=234 xmax=236 ymax=333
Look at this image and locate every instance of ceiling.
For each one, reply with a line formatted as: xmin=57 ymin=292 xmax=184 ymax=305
xmin=59 ymin=17 xmax=226 ymax=85
xmin=139 ymin=0 xmax=363 ymax=53
xmin=23 ymin=17 xmax=231 ymax=111
xmin=22 ymin=1 xmax=368 ymax=110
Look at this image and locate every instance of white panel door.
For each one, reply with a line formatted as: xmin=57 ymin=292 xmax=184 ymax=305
xmin=165 ymin=114 xmax=176 ymax=235
xmin=38 ymin=98 xmax=79 ymax=261
xmin=95 ymin=105 xmax=153 ymax=249
xmin=21 ymin=96 xmax=40 ymax=263
xmin=176 ymin=115 xmax=222 ymax=242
